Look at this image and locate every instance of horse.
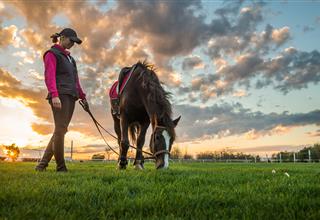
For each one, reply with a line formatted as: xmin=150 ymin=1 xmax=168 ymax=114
xmin=110 ymin=61 xmax=180 ymax=169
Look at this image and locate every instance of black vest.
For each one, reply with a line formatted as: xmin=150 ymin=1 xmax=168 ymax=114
xmin=45 ymin=47 xmax=79 ymax=99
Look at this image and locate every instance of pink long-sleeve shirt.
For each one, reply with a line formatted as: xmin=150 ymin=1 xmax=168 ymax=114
xmin=44 ymin=44 xmax=86 ymax=100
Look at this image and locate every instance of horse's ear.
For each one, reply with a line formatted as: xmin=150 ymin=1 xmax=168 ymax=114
xmin=172 ymin=116 xmax=181 ymax=127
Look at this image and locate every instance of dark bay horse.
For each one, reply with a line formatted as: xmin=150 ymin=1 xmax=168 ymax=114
xmin=111 ymin=61 xmax=180 ymax=169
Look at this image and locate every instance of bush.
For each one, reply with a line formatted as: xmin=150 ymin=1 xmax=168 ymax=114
xmin=91 ymin=153 xmax=105 ymax=160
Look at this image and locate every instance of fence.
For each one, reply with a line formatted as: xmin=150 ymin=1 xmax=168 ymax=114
xmin=2 ymin=148 xmax=320 ymax=163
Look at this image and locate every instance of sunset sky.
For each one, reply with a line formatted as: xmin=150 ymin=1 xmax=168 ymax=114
xmin=0 ymin=0 xmax=319 ymax=159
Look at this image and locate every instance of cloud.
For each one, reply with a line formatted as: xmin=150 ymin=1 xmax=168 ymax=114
xmin=271 ymin=26 xmax=290 ymax=46
xmin=220 ymin=53 xmax=264 ymax=82
xmin=302 ymin=25 xmax=315 ymax=33
xmin=306 ymin=129 xmax=320 ymax=137
xmin=1 ymin=0 xmax=319 ymax=145
xmin=174 ymin=103 xmax=320 ymax=141
xmin=13 ymin=50 xmax=35 ymax=64
xmin=0 ymin=2 xmax=12 ymax=23
xmin=261 ymin=48 xmax=320 ymax=93
xmin=232 ymin=89 xmax=248 ymax=97
xmin=6 ymin=0 xmax=316 ymax=104
xmin=0 ymin=25 xmax=17 ymax=48
xmin=31 ymin=123 xmax=53 ymax=135
xmin=189 ymin=74 xmax=228 ymax=102
xmin=165 ymin=72 xmax=182 ymax=87
xmin=194 ymin=46 xmax=320 ymax=102
xmin=0 ymin=67 xmax=51 ymax=120
xmin=182 ymin=56 xmax=204 ymax=71
xmin=0 ymin=1 xmax=4 ymax=10
xmin=19 ymin=28 xmax=45 ymax=53
xmin=116 ymin=1 xmax=207 ymax=57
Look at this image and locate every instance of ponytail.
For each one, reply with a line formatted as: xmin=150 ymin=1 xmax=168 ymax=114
xmin=50 ymin=33 xmax=61 ymax=43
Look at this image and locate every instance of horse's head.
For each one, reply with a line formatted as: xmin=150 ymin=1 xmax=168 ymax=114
xmin=150 ymin=116 xmax=181 ymax=169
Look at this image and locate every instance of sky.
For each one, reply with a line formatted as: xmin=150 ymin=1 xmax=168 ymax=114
xmin=0 ymin=0 xmax=319 ymax=159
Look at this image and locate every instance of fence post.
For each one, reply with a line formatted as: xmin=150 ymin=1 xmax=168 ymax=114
xmin=293 ymin=152 xmax=296 ymax=163
xmin=279 ymin=153 xmax=282 ymax=163
xmin=308 ymin=150 xmax=311 ymax=163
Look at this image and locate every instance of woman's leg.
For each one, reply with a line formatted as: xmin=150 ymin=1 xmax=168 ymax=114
xmin=51 ymin=95 xmax=75 ymax=171
xmin=35 ymin=135 xmax=54 ymax=171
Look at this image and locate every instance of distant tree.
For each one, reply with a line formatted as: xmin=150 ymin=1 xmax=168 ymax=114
xmin=171 ymin=146 xmax=182 ymax=159
xmin=272 ymin=151 xmax=294 ymax=162
xmin=91 ymin=153 xmax=105 ymax=160
xmin=196 ymin=150 xmax=257 ymax=161
xmin=3 ymin=144 xmax=20 ymax=161
xmin=311 ymin=143 xmax=320 ymax=160
xmin=272 ymin=143 xmax=320 ymax=162
xmin=196 ymin=151 xmax=214 ymax=160
xmin=183 ymin=154 xmax=193 ymax=160
xmin=182 ymin=146 xmax=193 ymax=159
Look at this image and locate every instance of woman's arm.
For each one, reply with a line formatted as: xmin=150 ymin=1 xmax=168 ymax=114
xmin=44 ymin=52 xmax=59 ymax=98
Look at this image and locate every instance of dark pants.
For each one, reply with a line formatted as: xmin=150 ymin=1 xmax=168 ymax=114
xmin=36 ymin=95 xmax=75 ymax=171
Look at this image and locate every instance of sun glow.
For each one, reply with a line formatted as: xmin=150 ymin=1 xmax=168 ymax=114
xmin=0 ymin=98 xmax=43 ymax=147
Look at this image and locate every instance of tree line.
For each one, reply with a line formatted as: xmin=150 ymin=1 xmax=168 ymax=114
xmin=272 ymin=143 xmax=320 ymax=162
xmin=170 ymin=147 xmax=260 ymax=161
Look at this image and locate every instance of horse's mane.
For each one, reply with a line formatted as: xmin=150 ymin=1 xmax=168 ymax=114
xmin=135 ymin=61 xmax=176 ymax=140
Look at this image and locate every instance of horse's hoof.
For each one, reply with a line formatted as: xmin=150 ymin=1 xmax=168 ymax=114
xmin=134 ymin=164 xmax=144 ymax=170
xmin=117 ymin=160 xmax=128 ymax=170
xmin=117 ymin=164 xmax=127 ymax=170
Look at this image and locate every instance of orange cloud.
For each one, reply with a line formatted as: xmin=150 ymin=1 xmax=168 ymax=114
xmin=20 ymin=28 xmax=45 ymax=53
xmin=272 ymin=26 xmax=290 ymax=45
xmin=232 ymin=90 xmax=248 ymax=97
xmin=245 ymin=125 xmax=292 ymax=140
xmin=31 ymin=123 xmax=53 ymax=135
xmin=0 ymin=25 xmax=17 ymax=48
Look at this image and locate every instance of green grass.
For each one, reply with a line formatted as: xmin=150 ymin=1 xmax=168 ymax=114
xmin=0 ymin=161 xmax=320 ymax=220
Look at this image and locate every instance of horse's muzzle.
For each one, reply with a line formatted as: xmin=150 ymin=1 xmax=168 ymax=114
xmin=155 ymin=153 xmax=169 ymax=169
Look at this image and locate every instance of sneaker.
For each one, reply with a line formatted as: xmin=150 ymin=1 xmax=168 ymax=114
xmin=56 ymin=166 xmax=68 ymax=172
xmin=35 ymin=166 xmax=46 ymax=172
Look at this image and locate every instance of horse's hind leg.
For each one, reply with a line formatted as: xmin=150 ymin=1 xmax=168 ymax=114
xmin=134 ymin=121 xmax=149 ymax=170
xmin=118 ymin=115 xmax=129 ymax=169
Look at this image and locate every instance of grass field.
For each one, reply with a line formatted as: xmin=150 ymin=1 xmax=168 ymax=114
xmin=0 ymin=161 xmax=319 ymax=220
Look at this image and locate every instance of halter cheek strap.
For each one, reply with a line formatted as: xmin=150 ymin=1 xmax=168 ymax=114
xmin=153 ymin=149 xmax=170 ymax=157
xmin=153 ymin=125 xmax=166 ymax=131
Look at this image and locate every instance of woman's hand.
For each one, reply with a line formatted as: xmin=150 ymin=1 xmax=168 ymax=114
xmin=80 ymin=99 xmax=89 ymax=112
xmin=52 ymin=97 xmax=62 ymax=109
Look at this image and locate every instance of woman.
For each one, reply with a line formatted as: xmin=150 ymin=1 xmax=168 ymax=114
xmin=35 ymin=28 xmax=88 ymax=172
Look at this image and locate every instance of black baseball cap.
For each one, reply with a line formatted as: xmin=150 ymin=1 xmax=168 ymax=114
xmin=59 ymin=28 xmax=82 ymax=44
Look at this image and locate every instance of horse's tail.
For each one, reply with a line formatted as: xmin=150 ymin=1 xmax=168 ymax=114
xmin=129 ymin=123 xmax=140 ymax=145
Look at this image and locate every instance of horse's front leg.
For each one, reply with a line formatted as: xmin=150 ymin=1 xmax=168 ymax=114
xmin=134 ymin=121 xmax=149 ymax=170
xmin=118 ymin=115 xmax=129 ymax=169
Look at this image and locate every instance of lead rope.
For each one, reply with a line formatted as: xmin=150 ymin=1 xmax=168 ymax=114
xmin=79 ymin=100 xmax=155 ymax=159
